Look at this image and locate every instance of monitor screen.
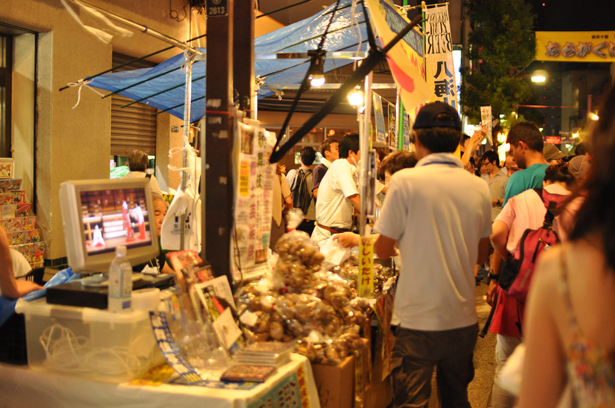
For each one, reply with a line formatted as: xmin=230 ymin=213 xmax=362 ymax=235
xmin=60 ymin=178 xmax=159 ymax=273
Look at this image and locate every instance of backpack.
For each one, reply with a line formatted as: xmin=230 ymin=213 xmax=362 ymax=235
xmin=290 ymin=168 xmax=313 ymax=215
xmin=499 ymin=188 xmax=569 ymax=303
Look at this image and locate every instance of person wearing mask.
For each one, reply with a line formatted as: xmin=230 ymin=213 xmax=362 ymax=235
xmin=312 ymin=138 xmax=339 ymax=200
xmin=374 ymin=102 xmax=491 ymax=408
xmin=311 ymin=134 xmax=360 ymax=248
xmin=518 ymin=86 xmax=615 ymax=407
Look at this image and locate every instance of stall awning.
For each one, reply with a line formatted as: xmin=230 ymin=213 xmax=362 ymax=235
xmin=89 ymin=0 xmax=370 ymax=122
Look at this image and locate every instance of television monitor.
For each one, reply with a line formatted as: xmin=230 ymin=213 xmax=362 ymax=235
xmin=59 ymin=178 xmax=159 ymax=273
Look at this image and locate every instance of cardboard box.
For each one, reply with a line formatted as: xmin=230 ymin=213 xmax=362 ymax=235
xmin=10 ymin=241 xmax=45 ymax=265
xmin=0 ymin=191 xmax=23 ymax=205
xmin=312 ymin=356 xmax=355 ymax=408
xmin=0 ymin=158 xmax=14 ymax=179
xmin=0 ymin=216 xmax=36 ymax=232
xmin=0 ymin=178 xmax=21 ymax=192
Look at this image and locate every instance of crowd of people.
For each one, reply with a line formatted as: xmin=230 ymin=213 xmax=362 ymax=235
xmin=279 ymin=83 xmax=612 ymax=407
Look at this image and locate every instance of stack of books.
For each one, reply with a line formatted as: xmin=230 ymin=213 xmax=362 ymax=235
xmin=234 ymin=342 xmax=295 ymax=367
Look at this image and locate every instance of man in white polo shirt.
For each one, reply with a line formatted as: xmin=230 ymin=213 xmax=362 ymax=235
xmin=311 ymin=133 xmax=360 ymax=248
xmin=374 ymin=102 xmax=492 ymax=408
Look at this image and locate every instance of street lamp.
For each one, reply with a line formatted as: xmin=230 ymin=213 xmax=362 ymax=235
xmin=531 ymin=69 xmax=547 ymax=83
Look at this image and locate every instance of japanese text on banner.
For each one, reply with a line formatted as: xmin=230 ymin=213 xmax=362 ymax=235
xmin=358 ymin=236 xmax=374 ymax=297
xmin=424 ymin=5 xmax=458 ymax=109
xmin=234 ymin=124 xmax=276 ymax=281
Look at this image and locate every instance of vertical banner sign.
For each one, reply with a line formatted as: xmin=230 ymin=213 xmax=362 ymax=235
xmin=373 ymin=93 xmax=387 ymax=144
xmin=403 ymin=113 xmax=411 ymax=151
xmin=364 ymin=0 xmax=434 ymax=113
xmin=234 ymin=124 xmax=276 ymax=281
xmin=388 ymin=103 xmax=396 ymax=149
xmin=358 ymin=236 xmax=374 ymax=297
xmin=424 ymin=5 xmax=458 ymax=108
xmin=480 ymin=106 xmax=493 ymax=145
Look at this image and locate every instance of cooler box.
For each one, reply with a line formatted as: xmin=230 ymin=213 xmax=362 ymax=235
xmin=15 ymin=297 xmax=164 ymax=383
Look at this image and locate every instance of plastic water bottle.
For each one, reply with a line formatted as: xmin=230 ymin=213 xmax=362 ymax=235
xmin=108 ymin=246 xmax=132 ymax=312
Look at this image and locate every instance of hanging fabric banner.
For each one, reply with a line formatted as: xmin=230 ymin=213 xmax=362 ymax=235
xmin=233 ymin=123 xmax=276 ymax=281
xmin=536 ymin=31 xmax=615 ymax=62
xmin=364 ymin=0 xmax=434 ymax=113
xmin=424 ymin=4 xmax=458 ymax=109
xmin=373 ymin=93 xmax=387 ymax=145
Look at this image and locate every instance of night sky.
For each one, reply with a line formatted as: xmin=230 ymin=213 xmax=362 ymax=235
xmin=529 ymin=0 xmax=614 ymax=31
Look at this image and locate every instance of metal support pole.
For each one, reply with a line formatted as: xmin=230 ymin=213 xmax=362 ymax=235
xmin=205 ymin=2 xmax=235 ymax=283
xmin=233 ymin=0 xmax=255 ymax=118
xmin=359 ymin=72 xmax=373 ymax=237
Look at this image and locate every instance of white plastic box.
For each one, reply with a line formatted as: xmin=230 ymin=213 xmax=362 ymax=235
xmin=15 ymin=297 xmax=164 ymax=383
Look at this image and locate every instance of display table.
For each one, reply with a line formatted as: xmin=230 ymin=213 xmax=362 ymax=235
xmin=0 ymin=354 xmax=320 ymax=408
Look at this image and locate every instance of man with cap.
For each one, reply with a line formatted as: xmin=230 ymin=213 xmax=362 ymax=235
xmin=543 ymin=144 xmax=566 ymax=165
xmin=374 ymin=102 xmax=492 ymax=408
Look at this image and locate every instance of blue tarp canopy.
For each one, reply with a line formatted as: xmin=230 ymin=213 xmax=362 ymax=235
xmin=89 ymin=0 xmax=370 ymax=122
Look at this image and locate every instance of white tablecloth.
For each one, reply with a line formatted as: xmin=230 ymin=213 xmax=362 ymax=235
xmin=0 ymin=354 xmax=320 ymax=408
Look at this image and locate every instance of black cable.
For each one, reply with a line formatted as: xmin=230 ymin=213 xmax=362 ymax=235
xmin=271 ymin=0 xmax=343 ymax=157
xmin=269 ymin=14 xmax=423 ymax=163
xmin=360 ymin=0 xmax=379 ymax=51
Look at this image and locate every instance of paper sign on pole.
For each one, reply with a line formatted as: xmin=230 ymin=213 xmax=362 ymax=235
xmin=536 ymin=31 xmax=615 ymax=62
xmin=364 ymin=0 xmax=434 ymax=113
xmin=424 ymin=4 xmax=458 ymax=109
xmin=388 ymin=103 xmax=396 ymax=149
xmin=403 ymin=113 xmax=412 ymax=151
xmin=233 ymin=123 xmax=276 ymax=281
xmin=480 ymin=106 xmax=493 ymax=145
xmin=358 ymin=236 xmax=374 ymax=297
xmin=373 ymin=93 xmax=386 ymax=145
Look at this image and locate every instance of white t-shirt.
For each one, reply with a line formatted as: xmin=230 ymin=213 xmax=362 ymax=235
xmin=0 ymin=249 xmax=32 ymax=297
xmin=375 ymin=153 xmax=492 ymax=331
xmin=123 ymin=171 xmax=163 ymax=198
xmin=311 ymin=159 xmax=358 ymax=246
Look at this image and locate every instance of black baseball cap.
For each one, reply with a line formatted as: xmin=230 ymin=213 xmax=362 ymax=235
xmin=413 ymin=101 xmax=461 ymax=130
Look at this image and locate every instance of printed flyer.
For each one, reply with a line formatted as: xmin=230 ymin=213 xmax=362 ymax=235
xmin=233 ymin=122 xmax=276 ymax=281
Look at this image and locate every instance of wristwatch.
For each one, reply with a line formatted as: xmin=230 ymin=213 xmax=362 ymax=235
xmin=488 ymin=272 xmax=499 ymax=282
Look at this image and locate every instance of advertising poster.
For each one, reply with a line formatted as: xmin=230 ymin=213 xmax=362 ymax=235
xmin=480 ymin=106 xmax=493 ymax=145
xmin=373 ymin=93 xmax=387 ymax=145
xmin=388 ymin=103 xmax=396 ymax=150
xmin=234 ymin=123 xmax=276 ymax=281
xmin=364 ymin=0 xmax=434 ymax=112
xmin=536 ymin=31 xmax=615 ymax=62
xmin=424 ymin=4 xmax=458 ymax=109
xmin=403 ymin=113 xmax=411 ymax=151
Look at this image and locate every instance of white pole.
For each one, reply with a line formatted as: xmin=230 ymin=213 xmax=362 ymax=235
xmin=359 ymin=72 xmax=373 ymax=236
xmin=180 ymin=53 xmax=194 ymax=250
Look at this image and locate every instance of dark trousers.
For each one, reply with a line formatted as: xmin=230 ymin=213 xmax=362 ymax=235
xmin=391 ymin=324 xmax=478 ymax=408
xmin=296 ymin=219 xmax=315 ymax=236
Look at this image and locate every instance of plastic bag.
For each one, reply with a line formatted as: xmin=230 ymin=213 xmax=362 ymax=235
xmin=320 ymin=236 xmax=351 ymax=267
xmin=160 ymin=188 xmax=201 ymax=252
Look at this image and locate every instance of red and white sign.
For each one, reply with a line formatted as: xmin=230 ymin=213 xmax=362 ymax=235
xmin=545 ymin=136 xmax=561 ymax=144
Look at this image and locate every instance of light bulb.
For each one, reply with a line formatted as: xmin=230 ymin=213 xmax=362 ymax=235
xmin=347 ymin=89 xmax=364 ymax=107
xmin=310 ymin=74 xmax=325 ymax=87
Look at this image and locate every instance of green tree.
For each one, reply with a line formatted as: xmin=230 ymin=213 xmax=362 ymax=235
xmin=460 ymin=0 xmax=536 ymax=123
